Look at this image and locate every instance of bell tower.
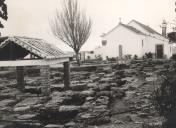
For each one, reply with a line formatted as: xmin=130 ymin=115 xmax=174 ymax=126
xmin=161 ymin=20 xmax=167 ymax=37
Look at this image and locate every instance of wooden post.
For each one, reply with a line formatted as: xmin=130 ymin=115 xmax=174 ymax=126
xmin=40 ymin=65 xmax=50 ymax=95
xmin=63 ymin=61 xmax=70 ymax=89
xmin=16 ymin=66 xmax=25 ymax=91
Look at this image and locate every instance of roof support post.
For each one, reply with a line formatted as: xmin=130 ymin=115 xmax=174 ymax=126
xmin=63 ymin=61 xmax=70 ymax=89
xmin=40 ymin=65 xmax=51 ymax=95
xmin=16 ymin=66 xmax=25 ymax=91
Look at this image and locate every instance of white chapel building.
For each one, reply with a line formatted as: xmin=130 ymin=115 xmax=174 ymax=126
xmin=95 ymin=20 xmax=173 ymax=60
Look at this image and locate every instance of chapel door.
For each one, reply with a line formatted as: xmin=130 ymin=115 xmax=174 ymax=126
xmin=156 ymin=44 xmax=164 ymax=59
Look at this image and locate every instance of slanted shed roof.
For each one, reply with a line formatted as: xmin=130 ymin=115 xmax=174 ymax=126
xmin=0 ymin=36 xmax=71 ymax=67
xmin=0 ymin=36 xmax=70 ymax=60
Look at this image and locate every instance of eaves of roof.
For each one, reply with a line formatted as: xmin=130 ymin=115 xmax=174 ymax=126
xmin=0 ymin=36 xmax=71 ymax=59
xmin=130 ymin=20 xmax=167 ymax=39
xmin=101 ymin=23 xmax=145 ymax=38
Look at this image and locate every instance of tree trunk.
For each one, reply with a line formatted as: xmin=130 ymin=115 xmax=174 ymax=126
xmin=75 ymin=52 xmax=80 ymax=66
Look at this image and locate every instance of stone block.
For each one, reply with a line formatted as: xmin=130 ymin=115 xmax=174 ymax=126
xmin=64 ymin=121 xmax=76 ymax=128
xmin=59 ymin=105 xmax=81 ymax=113
xmin=50 ymin=84 xmax=65 ymax=92
xmin=98 ymin=84 xmax=111 ymax=91
xmin=99 ymin=78 xmax=114 ymax=84
xmin=96 ymin=91 xmax=112 ymax=97
xmin=17 ymin=114 xmax=36 ymax=120
xmin=13 ymin=106 xmax=31 ymax=113
xmin=44 ymin=124 xmax=64 ymax=128
xmin=87 ymin=83 xmax=99 ymax=91
xmin=0 ymin=99 xmax=17 ymax=107
xmin=24 ymin=86 xmax=42 ymax=94
xmin=70 ymin=83 xmax=88 ymax=91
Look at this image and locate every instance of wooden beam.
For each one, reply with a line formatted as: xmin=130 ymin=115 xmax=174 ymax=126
xmin=0 ymin=58 xmax=69 ymax=67
xmin=16 ymin=66 xmax=25 ymax=91
xmin=63 ymin=61 xmax=70 ymax=89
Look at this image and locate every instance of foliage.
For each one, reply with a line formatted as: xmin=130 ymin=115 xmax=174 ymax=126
xmin=163 ymin=63 xmax=170 ymax=69
xmin=145 ymin=52 xmax=153 ymax=59
xmin=50 ymin=0 xmax=92 ymax=65
xmin=170 ymin=54 xmax=176 ymax=61
xmin=168 ymin=32 xmax=176 ymax=42
xmin=125 ymin=54 xmax=132 ymax=59
xmin=96 ymin=55 xmax=102 ymax=61
xmin=106 ymin=56 xmax=116 ymax=61
xmin=152 ymin=68 xmax=176 ymax=127
xmin=133 ymin=54 xmax=138 ymax=60
xmin=0 ymin=0 xmax=8 ymax=28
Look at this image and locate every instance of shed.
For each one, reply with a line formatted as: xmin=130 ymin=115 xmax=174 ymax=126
xmin=0 ymin=36 xmax=71 ymax=94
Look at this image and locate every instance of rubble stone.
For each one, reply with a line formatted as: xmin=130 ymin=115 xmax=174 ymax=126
xmin=50 ymin=84 xmax=65 ymax=92
xmin=24 ymin=86 xmax=42 ymax=94
xmin=0 ymin=99 xmax=16 ymax=107
xmin=70 ymin=83 xmax=88 ymax=91
xmin=44 ymin=124 xmax=64 ymax=128
xmin=96 ymin=91 xmax=112 ymax=97
xmin=17 ymin=114 xmax=36 ymax=120
xmin=99 ymin=78 xmax=114 ymax=84
xmin=98 ymin=84 xmax=111 ymax=91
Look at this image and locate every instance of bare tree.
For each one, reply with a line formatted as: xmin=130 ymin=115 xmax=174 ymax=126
xmin=0 ymin=0 xmax=8 ymax=35
xmin=0 ymin=0 xmax=7 ymax=28
xmin=50 ymin=0 xmax=92 ymax=65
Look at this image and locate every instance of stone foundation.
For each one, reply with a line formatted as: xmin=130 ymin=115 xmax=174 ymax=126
xmin=16 ymin=66 xmax=25 ymax=90
xmin=40 ymin=65 xmax=51 ymax=95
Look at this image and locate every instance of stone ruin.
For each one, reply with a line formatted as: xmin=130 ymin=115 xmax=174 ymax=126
xmin=0 ymin=59 xmax=171 ymax=128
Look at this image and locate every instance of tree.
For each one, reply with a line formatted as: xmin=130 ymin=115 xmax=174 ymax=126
xmin=50 ymin=0 xmax=92 ymax=65
xmin=152 ymin=64 xmax=176 ymax=128
xmin=0 ymin=0 xmax=8 ymax=28
xmin=168 ymin=32 xmax=176 ymax=42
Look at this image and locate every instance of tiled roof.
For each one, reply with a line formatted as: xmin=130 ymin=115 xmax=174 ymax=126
xmin=0 ymin=36 xmax=70 ymax=59
xmin=101 ymin=20 xmax=167 ymax=39
xmin=101 ymin=23 xmax=144 ymax=37
xmin=120 ymin=23 xmax=145 ymax=35
xmin=131 ymin=20 xmax=162 ymax=36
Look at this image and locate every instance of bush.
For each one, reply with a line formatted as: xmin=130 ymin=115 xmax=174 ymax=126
xmin=152 ymin=69 xmax=176 ymax=128
xmin=107 ymin=57 xmax=117 ymax=61
xmin=170 ymin=54 xmax=176 ymax=61
xmin=145 ymin=52 xmax=153 ymax=59
xmin=163 ymin=63 xmax=170 ymax=69
xmin=125 ymin=54 xmax=132 ymax=59
xmin=96 ymin=55 xmax=103 ymax=61
xmin=133 ymin=54 xmax=138 ymax=60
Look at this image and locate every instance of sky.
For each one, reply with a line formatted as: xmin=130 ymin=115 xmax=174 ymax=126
xmin=1 ymin=0 xmax=176 ymax=52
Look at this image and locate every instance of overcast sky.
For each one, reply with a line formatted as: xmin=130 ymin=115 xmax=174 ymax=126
xmin=1 ymin=0 xmax=176 ymax=51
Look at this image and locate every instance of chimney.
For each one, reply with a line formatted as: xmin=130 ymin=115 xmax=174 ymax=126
xmin=119 ymin=17 xmax=122 ymax=24
xmin=161 ymin=20 xmax=167 ymax=37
